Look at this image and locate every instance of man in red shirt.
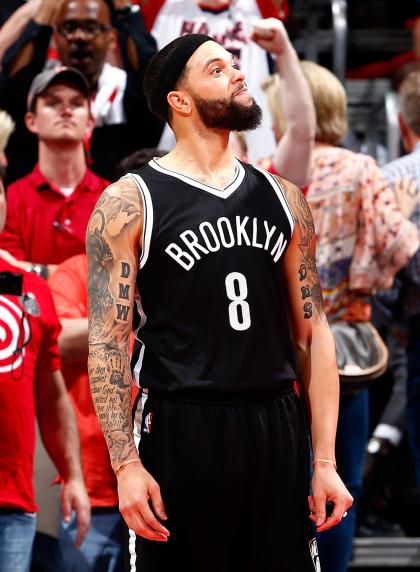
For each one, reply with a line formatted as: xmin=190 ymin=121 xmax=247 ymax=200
xmin=0 ymin=166 xmax=90 ymax=571
xmin=49 ymin=253 xmax=126 ymax=571
xmin=0 ymin=66 xmax=109 ymax=278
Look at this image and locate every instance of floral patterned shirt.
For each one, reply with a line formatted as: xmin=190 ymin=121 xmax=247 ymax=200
xmin=306 ymin=146 xmax=419 ymax=322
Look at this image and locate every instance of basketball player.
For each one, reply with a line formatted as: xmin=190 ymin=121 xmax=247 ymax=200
xmin=87 ymin=34 xmax=353 ymax=571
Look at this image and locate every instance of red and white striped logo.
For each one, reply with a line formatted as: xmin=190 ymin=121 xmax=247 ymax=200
xmin=0 ymin=295 xmax=31 ymax=372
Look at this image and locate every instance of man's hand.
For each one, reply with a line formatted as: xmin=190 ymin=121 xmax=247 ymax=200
xmin=35 ymin=0 xmax=67 ymax=25
xmin=251 ymin=17 xmax=291 ymax=56
xmin=0 ymin=249 xmax=27 ymax=269
xmin=309 ymin=465 xmax=353 ymax=532
xmin=118 ymin=462 xmax=170 ymax=542
xmin=61 ymin=478 xmax=91 ymax=549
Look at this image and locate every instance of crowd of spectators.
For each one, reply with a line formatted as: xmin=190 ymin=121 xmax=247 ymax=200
xmin=0 ymin=1 xmax=419 ymax=571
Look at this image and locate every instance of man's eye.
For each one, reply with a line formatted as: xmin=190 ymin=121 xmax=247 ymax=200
xmin=85 ymin=22 xmax=101 ymax=34
xmin=62 ymin=23 xmax=77 ymax=34
xmin=212 ymin=67 xmax=222 ymax=74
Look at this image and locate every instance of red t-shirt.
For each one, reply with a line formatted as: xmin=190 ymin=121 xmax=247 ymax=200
xmin=49 ymin=255 xmax=119 ymax=507
xmin=0 ymin=259 xmax=61 ymax=512
xmin=0 ymin=165 xmax=109 ymax=265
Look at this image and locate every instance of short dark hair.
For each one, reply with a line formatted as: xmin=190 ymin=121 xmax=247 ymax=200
xmin=116 ymin=148 xmax=167 ymax=178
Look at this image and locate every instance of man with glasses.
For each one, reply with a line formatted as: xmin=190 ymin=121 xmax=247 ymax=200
xmin=0 ymin=0 xmax=162 ymax=182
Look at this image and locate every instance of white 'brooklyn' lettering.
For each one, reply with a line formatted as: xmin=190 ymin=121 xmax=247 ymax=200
xmin=165 ymin=216 xmax=288 ymax=270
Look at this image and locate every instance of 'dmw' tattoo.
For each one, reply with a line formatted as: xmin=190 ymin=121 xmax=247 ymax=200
xmin=277 ymin=177 xmax=326 ymax=323
xmin=117 ymin=261 xmax=131 ymax=322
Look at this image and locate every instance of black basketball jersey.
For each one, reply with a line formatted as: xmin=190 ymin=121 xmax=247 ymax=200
xmin=128 ymin=159 xmax=298 ymax=393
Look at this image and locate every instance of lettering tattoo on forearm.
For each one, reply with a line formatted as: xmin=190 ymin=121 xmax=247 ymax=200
xmin=277 ymin=177 xmax=326 ymax=323
xmin=86 ymin=180 xmax=142 ymax=467
xmin=88 ymin=348 xmax=137 ymax=464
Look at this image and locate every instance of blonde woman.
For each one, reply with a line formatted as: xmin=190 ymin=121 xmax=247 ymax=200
xmin=264 ymin=62 xmax=419 ymax=571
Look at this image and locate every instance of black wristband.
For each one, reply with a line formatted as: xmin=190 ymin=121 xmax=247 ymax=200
xmin=28 ymin=263 xmax=48 ymax=280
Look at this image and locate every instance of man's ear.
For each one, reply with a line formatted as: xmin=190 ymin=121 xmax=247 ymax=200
xmin=107 ymin=28 xmax=118 ymax=53
xmin=398 ymin=112 xmax=412 ymax=152
xmin=24 ymin=111 xmax=38 ymax=135
xmin=85 ymin=111 xmax=95 ymax=136
xmin=167 ymin=90 xmax=192 ymax=118
xmin=398 ymin=113 xmax=408 ymax=138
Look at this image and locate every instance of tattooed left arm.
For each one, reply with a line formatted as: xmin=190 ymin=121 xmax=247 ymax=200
xmin=280 ymin=178 xmax=352 ymax=531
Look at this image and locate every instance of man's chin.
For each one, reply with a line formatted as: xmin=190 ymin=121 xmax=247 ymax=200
xmin=234 ymin=91 xmax=253 ymax=105
xmin=67 ymin=58 xmax=93 ymax=80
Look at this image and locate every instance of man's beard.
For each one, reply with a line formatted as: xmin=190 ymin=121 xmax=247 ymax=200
xmin=192 ymin=90 xmax=262 ymax=132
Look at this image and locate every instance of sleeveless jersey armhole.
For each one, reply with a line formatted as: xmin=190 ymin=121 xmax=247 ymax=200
xmin=253 ymin=167 xmax=295 ymax=235
xmin=123 ymin=173 xmax=154 ymax=270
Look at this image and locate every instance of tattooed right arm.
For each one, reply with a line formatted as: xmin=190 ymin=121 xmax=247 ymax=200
xmin=87 ymin=179 xmax=170 ymax=541
xmin=86 ymin=177 xmax=142 ymax=471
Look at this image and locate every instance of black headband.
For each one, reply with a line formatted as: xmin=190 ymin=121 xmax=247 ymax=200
xmin=144 ymin=34 xmax=214 ymax=121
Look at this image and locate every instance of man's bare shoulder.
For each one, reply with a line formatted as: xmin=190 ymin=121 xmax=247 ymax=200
xmin=270 ymin=174 xmax=308 ymax=221
xmin=88 ymin=177 xmax=143 ymax=240
xmin=95 ymin=176 xmax=141 ymax=209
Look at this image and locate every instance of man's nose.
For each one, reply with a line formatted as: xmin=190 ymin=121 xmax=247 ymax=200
xmin=72 ymin=27 xmax=89 ymax=42
xmin=61 ymin=103 xmax=73 ymax=116
xmin=232 ymin=66 xmax=245 ymax=83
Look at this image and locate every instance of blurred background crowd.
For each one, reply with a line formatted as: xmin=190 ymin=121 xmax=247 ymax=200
xmin=1 ymin=1 xmax=420 ymax=571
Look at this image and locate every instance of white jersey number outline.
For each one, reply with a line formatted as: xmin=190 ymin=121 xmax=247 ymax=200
xmin=225 ymin=272 xmax=251 ymax=331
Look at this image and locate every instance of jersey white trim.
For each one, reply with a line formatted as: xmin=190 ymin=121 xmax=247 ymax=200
xmin=124 ymin=174 xmax=154 ymax=269
xmin=128 ymin=529 xmax=137 ymax=572
xmin=134 ymin=291 xmax=147 ymax=330
xmin=148 ymin=158 xmax=246 ymax=199
xmin=129 ymin=389 xmax=149 ymax=571
xmin=254 ymin=167 xmax=295 ymax=235
xmin=132 ymin=341 xmax=145 ymax=388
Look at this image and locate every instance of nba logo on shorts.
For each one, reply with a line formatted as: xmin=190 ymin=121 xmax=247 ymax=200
xmin=144 ymin=412 xmax=153 ymax=434
xmin=309 ymin=538 xmax=321 ymax=571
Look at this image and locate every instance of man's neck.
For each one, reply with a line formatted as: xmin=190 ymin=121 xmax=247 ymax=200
xmin=159 ymin=128 xmax=237 ymax=189
xmin=38 ymin=142 xmax=87 ymax=189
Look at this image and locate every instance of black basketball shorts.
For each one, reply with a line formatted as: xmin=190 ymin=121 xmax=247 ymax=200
xmin=128 ymin=387 xmax=320 ymax=572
